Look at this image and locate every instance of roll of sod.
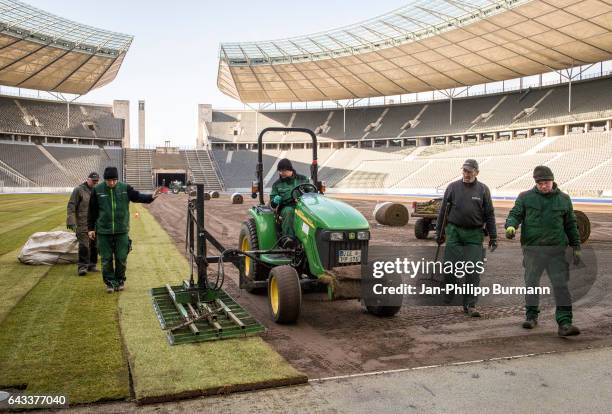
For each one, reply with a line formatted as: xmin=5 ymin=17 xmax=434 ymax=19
xmin=373 ymin=202 xmax=409 ymax=226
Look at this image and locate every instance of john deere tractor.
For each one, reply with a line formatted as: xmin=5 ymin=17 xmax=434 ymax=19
xmin=238 ymin=127 xmax=401 ymax=324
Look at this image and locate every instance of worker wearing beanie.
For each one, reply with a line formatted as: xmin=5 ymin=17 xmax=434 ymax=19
xmin=269 ymin=158 xmax=309 ymax=238
xmin=436 ymin=159 xmax=497 ymax=318
xmin=67 ymin=171 xmax=100 ymax=276
xmin=505 ymin=165 xmax=581 ymax=337
xmin=87 ymin=166 xmax=161 ymax=293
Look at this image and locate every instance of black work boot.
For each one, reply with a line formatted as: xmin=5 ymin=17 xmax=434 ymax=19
xmin=78 ymin=267 xmax=87 ymax=276
xmin=522 ymin=316 xmax=538 ymax=329
xmin=464 ymin=307 xmax=481 ymax=317
xmin=558 ymin=324 xmax=580 ymax=337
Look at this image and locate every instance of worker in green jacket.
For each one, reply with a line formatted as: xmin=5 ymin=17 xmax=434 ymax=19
xmin=269 ymin=158 xmax=309 ymax=240
xmin=505 ymin=165 xmax=581 ymax=337
xmin=87 ymin=166 xmax=161 ymax=293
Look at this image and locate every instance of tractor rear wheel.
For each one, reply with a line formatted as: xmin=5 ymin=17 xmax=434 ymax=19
xmin=268 ymin=265 xmax=301 ymax=324
xmin=239 ymin=219 xmax=269 ymax=293
xmin=366 ymin=305 xmax=402 ymax=317
xmin=414 ymin=218 xmax=430 ymax=239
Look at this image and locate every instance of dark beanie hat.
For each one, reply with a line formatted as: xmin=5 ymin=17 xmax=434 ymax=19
xmin=277 ymin=158 xmax=293 ymax=171
xmin=103 ymin=166 xmax=119 ymax=180
xmin=533 ymin=165 xmax=554 ymax=182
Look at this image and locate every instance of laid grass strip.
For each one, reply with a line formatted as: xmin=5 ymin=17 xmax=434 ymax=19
xmin=121 ymin=205 xmax=306 ymax=403
xmin=0 ymin=195 xmax=68 ymax=255
xmin=0 ymin=264 xmax=130 ymax=403
xmin=0 ymin=249 xmax=53 ymax=323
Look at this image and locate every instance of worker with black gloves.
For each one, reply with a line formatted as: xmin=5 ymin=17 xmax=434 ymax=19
xmin=67 ymin=171 xmax=100 ymax=276
xmin=269 ymin=158 xmax=309 ymax=238
xmin=436 ymin=159 xmax=497 ymax=317
xmin=505 ymin=165 xmax=581 ymax=337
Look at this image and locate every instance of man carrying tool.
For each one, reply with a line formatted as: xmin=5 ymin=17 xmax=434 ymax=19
xmin=436 ymin=159 xmax=497 ymax=317
xmin=67 ymin=171 xmax=99 ymax=276
xmin=505 ymin=166 xmax=581 ymax=337
xmin=270 ymin=158 xmax=309 ymax=240
xmin=87 ymin=166 xmax=161 ymax=293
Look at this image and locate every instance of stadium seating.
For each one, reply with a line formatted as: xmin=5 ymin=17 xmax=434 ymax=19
xmin=207 ymin=76 xmax=612 ymax=143
xmin=0 ymin=142 xmax=75 ymax=187
xmin=0 ymin=96 xmax=123 ymax=139
xmin=182 ymin=150 xmax=223 ymax=191
xmin=124 ymin=149 xmax=153 ymax=191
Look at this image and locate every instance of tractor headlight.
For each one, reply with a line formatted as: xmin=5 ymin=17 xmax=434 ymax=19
xmin=357 ymin=231 xmax=370 ymax=240
xmin=329 ymin=232 xmax=345 ymax=241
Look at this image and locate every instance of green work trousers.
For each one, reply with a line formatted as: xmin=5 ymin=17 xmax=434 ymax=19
xmin=279 ymin=206 xmax=296 ymax=238
xmin=97 ymin=233 xmax=129 ymax=288
xmin=443 ymin=223 xmax=484 ymax=308
xmin=523 ymin=248 xmax=572 ymax=325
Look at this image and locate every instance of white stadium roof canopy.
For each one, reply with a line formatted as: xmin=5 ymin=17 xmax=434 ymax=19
xmin=218 ymin=0 xmax=612 ymax=103
xmin=0 ymin=0 xmax=133 ymax=95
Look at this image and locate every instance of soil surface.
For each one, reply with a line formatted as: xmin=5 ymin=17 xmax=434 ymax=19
xmin=146 ymin=194 xmax=612 ymax=379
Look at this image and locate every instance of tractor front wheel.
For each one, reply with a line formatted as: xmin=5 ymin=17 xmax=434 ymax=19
xmin=268 ymin=265 xmax=301 ymax=324
xmin=239 ymin=219 xmax=269 ymax=293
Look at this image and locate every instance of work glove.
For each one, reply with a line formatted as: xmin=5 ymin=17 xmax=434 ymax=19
xmin=436 ymin=233 xmax=445 ymax=245
xmin=489 ymin=238 xmax=497 ymax=252
xmin=505 ymin=226 xmax=516 ymax=239
xmin=67 ymin=224 xmax=77 ymax=232
xmin=573 ymin=248 xmax=582 ymax=266
xmin=272 ymin=195 xmax=282 ymax=206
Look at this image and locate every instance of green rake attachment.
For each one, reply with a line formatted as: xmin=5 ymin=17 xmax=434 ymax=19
xmin=151 ymin=281 xmax=264 ymax=345
xmin=151 ymin=183 xmax=264 ymax=345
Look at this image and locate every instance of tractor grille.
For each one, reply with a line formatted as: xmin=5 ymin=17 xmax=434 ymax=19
xmin=316 ymin=230 xmax=369 ymax=269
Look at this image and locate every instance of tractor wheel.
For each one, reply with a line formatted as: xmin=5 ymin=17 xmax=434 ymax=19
xmin=414 ymin=218 xmax=430 ymax=239
xmin=172 ymin=188 xmax=179 ymax=194
xmin=366 ymin=305 xmax=402 ymax=317
xmin=239 ymin=219 xmax=269 ymax=293
xmin=268 ymin=265 xmax=301 ymax=324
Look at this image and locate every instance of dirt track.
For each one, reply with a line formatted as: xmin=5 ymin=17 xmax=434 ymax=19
xmin=146 ymin=194 xmax=612 ymax=379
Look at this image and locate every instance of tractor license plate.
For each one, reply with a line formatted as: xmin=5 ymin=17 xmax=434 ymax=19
xmin=338 ymin=250 xmax=361 ymax=263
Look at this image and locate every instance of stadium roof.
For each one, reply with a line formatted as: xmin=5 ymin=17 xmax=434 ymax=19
xmin=218 ymin=0 xmax=612 ymax=103
xmin=0 ymin=0 xmax=133 ymax=95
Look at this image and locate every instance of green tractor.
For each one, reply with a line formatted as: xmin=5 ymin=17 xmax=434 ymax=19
xmin=238 ymin=127 xmax=401 ymax=323
xmin=169 ymin=180 xmax=187 ymax=194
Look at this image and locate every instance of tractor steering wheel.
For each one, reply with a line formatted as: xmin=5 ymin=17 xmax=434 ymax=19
xmin=291 ymin=183 xmax=318 ymax=201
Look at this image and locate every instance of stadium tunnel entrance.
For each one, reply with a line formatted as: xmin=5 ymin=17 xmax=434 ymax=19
xmin=156 ymin=172 xmax=187 ymax=187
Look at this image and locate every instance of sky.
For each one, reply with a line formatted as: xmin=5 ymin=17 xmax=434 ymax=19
xmin=23 ymin=0 xmax=410 ymax=148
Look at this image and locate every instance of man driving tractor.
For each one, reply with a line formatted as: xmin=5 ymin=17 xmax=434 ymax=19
xmin=269 ymin=158 xmax=309 ymax=238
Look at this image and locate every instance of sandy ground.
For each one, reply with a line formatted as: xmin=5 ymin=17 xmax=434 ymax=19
xmin=144 ymin=194 xmax=612 ymax=379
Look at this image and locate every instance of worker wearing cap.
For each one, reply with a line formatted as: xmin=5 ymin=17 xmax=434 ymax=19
xmin=505 ymin=166 xmax=581 ymax=337
xmin=87 ymin=166 xmax=161 ymax=293
xmin=269 ymin=158 xmax=309 ymax=239
xmin=67 ymin=171 xmax=100 ymax=276
xmin=436 ymin=159 xmax=497 ymax=317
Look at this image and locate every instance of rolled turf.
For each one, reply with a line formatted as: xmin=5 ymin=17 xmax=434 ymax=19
xmin=120 ymin=204 xmax=307 ymax=403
